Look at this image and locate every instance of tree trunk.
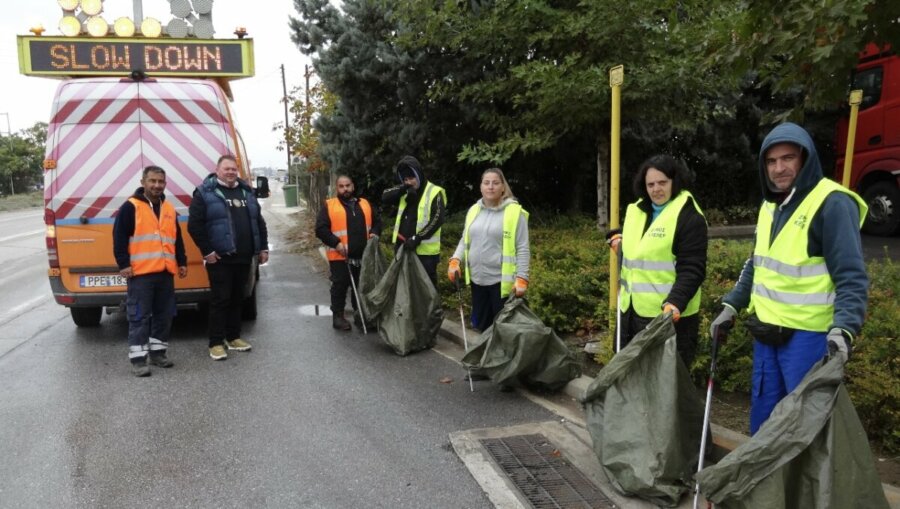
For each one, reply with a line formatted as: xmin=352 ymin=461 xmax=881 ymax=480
xmin=596 ymin=133 xmax=610 ymax=230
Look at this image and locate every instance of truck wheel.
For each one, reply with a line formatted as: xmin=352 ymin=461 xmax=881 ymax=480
xmin=70 ymin=307 xmax=102 ymax=327
xmin=242 ymin=287 xmax=258 ymax=321
xmin=862 ymin=181 xmax=900 ymax=236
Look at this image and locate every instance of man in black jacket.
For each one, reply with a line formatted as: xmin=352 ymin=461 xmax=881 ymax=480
xmin=316 ymin=175 xmax=382 ymax=330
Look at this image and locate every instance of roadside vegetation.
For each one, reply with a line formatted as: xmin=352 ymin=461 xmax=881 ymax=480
xmin=0 ymin=191 xmax=43 ymax=212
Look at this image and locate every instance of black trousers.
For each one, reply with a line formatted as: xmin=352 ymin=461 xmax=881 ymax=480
xmin=617 ymin=306 xmax=699 ymax=367
xmin=417 ymin=254 xmax=439 ymax=289
xmin=329 ymin=260 xmax=361 ymax=314
xmin=471 ymin=282 xmax=504 ymax=332
xmin=206 ymin=262 xmax=251 ymax=347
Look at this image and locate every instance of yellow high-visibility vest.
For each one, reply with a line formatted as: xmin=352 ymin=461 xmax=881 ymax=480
xmin=392 ymin=181 xmax=447 ymax=255
xmin=749 ymin=179 xmax=866 ymax=331
xmin=462 ymin=202 xmax=529 ymax=297
xmin=620 ymin=191 xmax=704 ymax=317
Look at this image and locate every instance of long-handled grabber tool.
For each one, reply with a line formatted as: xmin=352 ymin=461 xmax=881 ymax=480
xmin=454 ymin=277 xmax=475 ymax=392
xmin=693 ymin=334 xmax=721 ymax=509
xmin=347 ymin=260 xmax=367 ymax=335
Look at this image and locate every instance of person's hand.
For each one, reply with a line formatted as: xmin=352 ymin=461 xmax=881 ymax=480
xmin=369 ymin=233 xmax=379 ymax=241
xmin=119 ymin=267 xmax=134 ymax=279
xmin=448 ymin=258 xmax=461 ymax=282
xmin=827 ymin=328 xmax=852 ymax=363
xmin=404 ymin=235 xmax=421 ymax=249
xmin=662 ymin=302 xmax=680 ymax=322
xmin=178 ymin=266 xmax=188 ymax=279
xmin=259 ymin=250 xmax=269 ymax=265
xmin=514 ymin=277 xmax=528 ymax=297
xmin=337 ymin=243 xmax=348 ymax=257
xmin=605 ymin=228 xmax=622 ymax=254
xmin=709 ymin=304 xmax=737 ymax=343
xmin=204 ymin=252 xmax=221 ymax=264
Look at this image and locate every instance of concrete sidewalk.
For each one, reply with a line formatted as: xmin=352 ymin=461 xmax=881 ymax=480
xmin=437 ymin=318 xmax=900 ymax=508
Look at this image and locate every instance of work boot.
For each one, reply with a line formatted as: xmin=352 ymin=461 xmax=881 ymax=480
xmin=148 ymin=353 xmax=174 ymax=368
xmin=131 ymin=360 xmax=151 ymax=377
xmin=332 ymin=312 xmax=351 ymax=331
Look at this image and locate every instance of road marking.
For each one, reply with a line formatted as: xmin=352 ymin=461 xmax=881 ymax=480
xmin=0 ymin=229 xmax=44 ymax=243
xmin=0 ymin=295 xmax=50 ymax=326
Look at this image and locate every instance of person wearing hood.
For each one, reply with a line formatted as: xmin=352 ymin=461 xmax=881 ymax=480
xmin=381 ymin=155 xmax=447 ymax=286
xmin=188 ymin=155 xmax=269 ymax=361
xmin=606 ymin=155 xmax=708 ymax=366
xmin=113 ymin=166 xmax=188 ymax=376
xmin=315 ymin=175 xmax=382 ymax=331
xmin=448 ymin=168 xmax=530 ymax=333
xmin=709 ymin=122 xmax=868 ymax=434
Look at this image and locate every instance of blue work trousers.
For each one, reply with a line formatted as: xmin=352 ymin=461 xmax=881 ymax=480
xmin=126 ymin=271 xmax=176 ymax=362
xmin=750 ymin=330 xmax=827 ymax=434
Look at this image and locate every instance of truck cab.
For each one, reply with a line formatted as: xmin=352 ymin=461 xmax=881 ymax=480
xmin=835 ymin=44 xmax=900 ymax=236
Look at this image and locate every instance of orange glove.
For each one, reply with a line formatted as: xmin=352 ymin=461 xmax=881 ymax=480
xmin=514 ymin=277 xmax=528 ymax=297
xmin=663 ymin=302 xmax=681 ymax=322
xmin=448 ymin=258 xmax=461 ymax=282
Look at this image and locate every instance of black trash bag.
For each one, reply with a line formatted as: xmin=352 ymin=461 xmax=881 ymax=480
xmin=360 ymin=245 xmax=442 ymax=356
xmin=579 ymin=315 xmax=704 ymax=507
xmin=461 ymin=296 xmax=581 ymax=392
xmin=696 ymin=355 xmax=890 ymax=509
xmin=358 ymin=236 xmax=388 ymax=321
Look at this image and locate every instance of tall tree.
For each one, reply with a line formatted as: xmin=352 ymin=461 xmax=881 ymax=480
xmin=0 ymin=122 xmax=46 ymax=195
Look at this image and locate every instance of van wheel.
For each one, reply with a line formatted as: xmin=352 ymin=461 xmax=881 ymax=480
xmin=242 ymin=287 xmax=257 ymax=321
xmin=862 ymin=181 xmax=900 ymax=236
xmin=71 ymin=307 xmax=102 ymax=327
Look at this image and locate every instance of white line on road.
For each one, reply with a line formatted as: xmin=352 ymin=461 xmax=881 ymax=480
xmin=0 ymin=295 xmax=50 ymax=326
xmin=0 ymin=229 xmax=44 ymax=243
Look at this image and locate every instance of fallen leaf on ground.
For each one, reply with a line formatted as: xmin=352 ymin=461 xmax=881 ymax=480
xmin=439 ymin=376 xmax=453 ymax=384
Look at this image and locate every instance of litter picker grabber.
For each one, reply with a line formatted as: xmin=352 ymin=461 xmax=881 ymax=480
xmin=615 ymin=290 xmax=622 ymax=353
xmin=454 ymin=277 xmax=475 ymax=393
xmin=347 ymin=260 xmax=367 ymax=335
xmin=693 ymin=334 xmax=721 ymax=509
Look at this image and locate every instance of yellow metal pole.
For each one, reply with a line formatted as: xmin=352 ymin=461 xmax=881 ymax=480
xmin=841 ymin=89 xmax=863 ymax=189
xmin=609 ymin=65 xmax=623 ymax=337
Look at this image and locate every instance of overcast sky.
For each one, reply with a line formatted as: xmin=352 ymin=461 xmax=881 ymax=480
xmin=0 ymin=0 xmax=314 ymax=169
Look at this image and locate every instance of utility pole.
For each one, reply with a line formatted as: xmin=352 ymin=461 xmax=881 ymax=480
xmin=280 ymin=64 xmax=292 ymax=177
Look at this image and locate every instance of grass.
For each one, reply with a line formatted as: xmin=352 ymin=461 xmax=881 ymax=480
xmin=0 ymin=191 xmax=42 ymax=212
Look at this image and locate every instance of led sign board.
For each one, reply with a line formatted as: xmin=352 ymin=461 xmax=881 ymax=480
xmin=17 ymin=36 xmax=254 ymax=78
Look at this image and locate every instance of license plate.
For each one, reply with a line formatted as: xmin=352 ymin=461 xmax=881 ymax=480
xmin=79 ymin=274 xmax=127 ymax=288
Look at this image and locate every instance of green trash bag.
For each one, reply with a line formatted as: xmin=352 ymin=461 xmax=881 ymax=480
xmin=696 ymin=355 xmax=890 ymax=509
xmin=579 ymin=314 xmax=704 ymax=507
xmin=461 ymin=296 xmax=581 ymax=391
xmin=358 ymin=236 xmax=388 ymax=321
xmin=360 ymin=245 xmax=442 ymax=356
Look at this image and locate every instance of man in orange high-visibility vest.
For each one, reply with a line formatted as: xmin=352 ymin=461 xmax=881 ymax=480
xmin=113 ymin=166 xmax=188 ymax=377
xmin=315 ymin=175 xmax=382 ymax=331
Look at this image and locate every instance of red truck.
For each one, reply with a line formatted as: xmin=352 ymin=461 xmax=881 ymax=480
xmin=835 ymin=44 xmax=900 ymax=236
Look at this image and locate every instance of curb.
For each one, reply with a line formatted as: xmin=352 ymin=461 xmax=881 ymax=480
xmin=437 ymin=318 xmax=900 ymax=505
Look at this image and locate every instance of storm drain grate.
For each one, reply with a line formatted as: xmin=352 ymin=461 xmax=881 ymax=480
xmin=480 ymin=434 xmax=616 ymax=509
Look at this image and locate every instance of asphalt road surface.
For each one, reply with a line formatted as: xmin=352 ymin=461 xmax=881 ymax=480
xmin=0 ymin=199 xmax=556 ymax=508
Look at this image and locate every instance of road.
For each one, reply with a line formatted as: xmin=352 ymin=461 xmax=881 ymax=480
xmin=0 ymin=197 xmax=556 ymax=508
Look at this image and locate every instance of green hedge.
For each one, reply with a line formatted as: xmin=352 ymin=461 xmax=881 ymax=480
xmin=431 ymin=212 xmax=899 ymax=453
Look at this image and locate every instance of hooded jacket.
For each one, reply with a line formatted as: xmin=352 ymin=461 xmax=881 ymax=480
xmin=452 ymin=197 xmax=530 ymax=286
xmin=381 ymin=156 xmax=445 ymax=243
xmin=723 ymin=123 xmax=868 ymax=335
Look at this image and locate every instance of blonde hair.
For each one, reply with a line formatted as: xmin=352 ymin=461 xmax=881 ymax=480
xmin=482 ymin=168 xmax=515 ymax=202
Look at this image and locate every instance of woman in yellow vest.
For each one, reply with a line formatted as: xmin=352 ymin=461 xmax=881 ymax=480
xmin=448 ymin=168 xmax=530 ymax=332
xmin=607 ymin=155 xmax=708 ymax=366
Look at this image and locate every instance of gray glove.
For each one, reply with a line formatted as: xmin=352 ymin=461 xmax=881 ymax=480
xmin=827 ymin=328 xmax=852 ymax=362
xmin=709 ymin=304 xmax=737 ymax=343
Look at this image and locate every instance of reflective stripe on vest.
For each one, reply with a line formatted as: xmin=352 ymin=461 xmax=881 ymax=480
xmin=749 ymin=179 xmax=867 ymax=331
xmin=128 ymin=197 xmax=178 ymax=276
xmin=392 ymin=182 xmax=447 ymax=255
xmin=619 ymin=190 xmax=704 ymax=317
xmin=462 ymin=202 xmax=528 ymax=297
xmin=325 ymin=197 xmax=373 ymax=261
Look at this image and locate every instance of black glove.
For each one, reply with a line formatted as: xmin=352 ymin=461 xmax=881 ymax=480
xmin=709 ymin=304 xmax=737 ymax=343
xmin=827 ymin=328 xmax=852 ymax=362
xmin=404 ymin=235 xmax=421 ymax=249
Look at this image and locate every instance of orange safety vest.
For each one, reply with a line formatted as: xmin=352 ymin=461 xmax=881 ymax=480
xmin=128 ymin=197 xmax=178 ymax=276
xmin=325 ymin=197 xmax=373 ymax=261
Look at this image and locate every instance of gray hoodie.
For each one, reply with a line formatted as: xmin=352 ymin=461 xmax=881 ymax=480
xmin=452 ymin=198 xmax=530 ymax=286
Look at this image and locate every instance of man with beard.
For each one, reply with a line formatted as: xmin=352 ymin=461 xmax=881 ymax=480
xmin=316 ymin=175 xmax=382 ymax=330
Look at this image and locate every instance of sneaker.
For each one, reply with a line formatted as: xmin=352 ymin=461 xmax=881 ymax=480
xmin=131 ymin=362 xmax=151 ymax=377
xmin=148 ymin=354 xmax=174 ymax=368
xmin=209 ymin=345 xmax=228 ymax=360
xmin=225 ymin=338 xmax=252 ymax=351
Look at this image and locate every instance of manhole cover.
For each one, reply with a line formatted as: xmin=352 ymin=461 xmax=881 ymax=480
xmin=480 ymin=434 xmax=616 ymax=509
